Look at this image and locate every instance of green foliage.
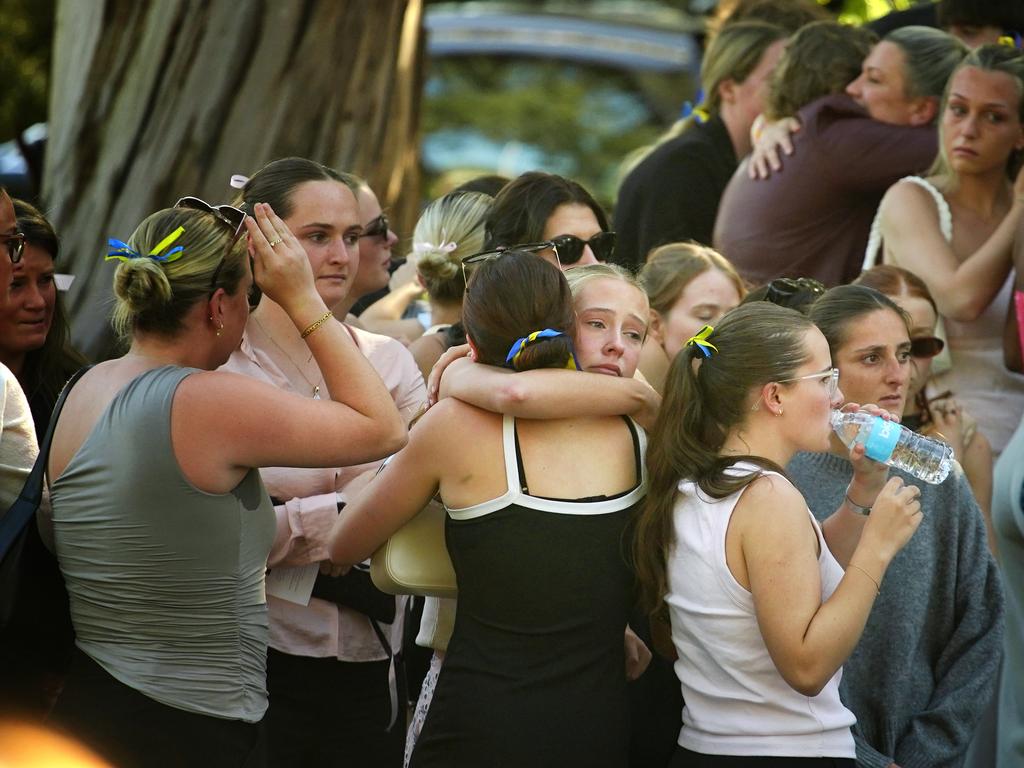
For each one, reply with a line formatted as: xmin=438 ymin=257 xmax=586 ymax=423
xmin=422 ymin=56 xmax=684 ymax=206
xmin=0 ymin=0 xmax=56 ymax=141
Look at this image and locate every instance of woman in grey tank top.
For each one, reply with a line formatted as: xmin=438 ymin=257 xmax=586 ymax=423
xmin=46 ymin=199 xmax=406 ymax=767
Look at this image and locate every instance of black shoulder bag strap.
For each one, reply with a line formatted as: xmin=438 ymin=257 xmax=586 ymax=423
xmin=0 ymin=365 xmax=92 ymax=557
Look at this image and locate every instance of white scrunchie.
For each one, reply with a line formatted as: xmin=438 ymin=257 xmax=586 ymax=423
xmin=412 ymin=239 xmax=457 ymax=256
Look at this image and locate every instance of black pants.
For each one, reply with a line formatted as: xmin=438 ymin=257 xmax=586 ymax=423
xmin=265 ymin=649 xmax=404 ymax=767
xmin=670 ymin=747 xmax=856 ymax=767
xmin=49 ymin=647 xmax=265 ymax=768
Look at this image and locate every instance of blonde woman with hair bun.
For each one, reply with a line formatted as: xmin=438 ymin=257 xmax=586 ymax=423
xmin=638 ymin=242 xmax=746 ymax=394
xmin=407 ymin=191 xmax=492 ymax=380
xmin=46 ymin=199 xmax=406 ymax=766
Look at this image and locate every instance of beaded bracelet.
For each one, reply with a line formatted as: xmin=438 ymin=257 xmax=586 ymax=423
xmin=301 ymin=310 xmax=334 ymax=339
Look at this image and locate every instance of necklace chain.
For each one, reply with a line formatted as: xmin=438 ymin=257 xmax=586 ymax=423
xmin=253 ymin=316 xmax=325 ymax=399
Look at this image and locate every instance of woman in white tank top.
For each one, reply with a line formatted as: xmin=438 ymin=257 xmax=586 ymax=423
xmin=633 ymin=302 xmax=923 ymax=766
xmin=866 ymin=45 xmax=1024 ymax=455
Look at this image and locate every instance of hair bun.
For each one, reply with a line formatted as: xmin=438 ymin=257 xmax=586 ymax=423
xmin=112 ymin=256 xmax=173 ymax=317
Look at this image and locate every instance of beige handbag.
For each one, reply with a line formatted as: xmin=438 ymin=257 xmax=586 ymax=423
xmin=370 ymin=499 xmax=457 ymax=598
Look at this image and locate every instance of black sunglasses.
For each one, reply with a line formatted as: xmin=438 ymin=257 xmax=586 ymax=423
xmin=549 ymin=231 xmax=616 ymax=265
xmin=1 ymin=232 xmax=25 ymax=264
xmin=175 ymin=196 xmax=261 ymax=310
xmin=461 ymin=241 xmax=558 ymax=285
xmin=360 ymin=213 xmax=390 ymax=242
xmin=910 ymin=335 xmax=944 ymax=359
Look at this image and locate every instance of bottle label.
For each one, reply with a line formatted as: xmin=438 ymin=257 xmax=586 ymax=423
xmin=864 ymin=416 xmax=900 ymax=463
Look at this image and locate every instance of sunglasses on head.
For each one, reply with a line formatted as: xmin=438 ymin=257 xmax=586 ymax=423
xmin=360 ymin=213 xmax=390 ymax=242
xmin=461 ymin=242 xmax=557 ymax=285
xmin=549 ymin=231 xmax=616 ymax=265
xmin=1 ymin=232 xmax=25 ymax=264
xmin=175 ymin=196 xmax=261 ymax=310
xmin=910 ymin=335 xmax=944 ymax=359
xmin=764 ymin=277 xmax=826 ymax=307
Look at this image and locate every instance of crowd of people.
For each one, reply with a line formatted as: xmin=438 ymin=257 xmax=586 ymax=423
xmin=1 ymin=0 xmax=1023 ymax=766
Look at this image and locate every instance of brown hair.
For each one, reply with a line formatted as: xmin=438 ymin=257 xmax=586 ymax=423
xmin=854 ymin=264 xmax=938 ymax=316
xmin=634 ymin=302 xmax=814 ymax=612
xmin=807 ymin=284 xmax=911 ymax=360
xmin=639 ymin=242 xmax=746 ymax=318
xmin=765 ymin=21 xmax=877 ymax=121
xmin=11 ymin=199 xmax=88 ymax=433
xmin=483 ymin=172 xmax=609 ymax=251
xmin=462 ymin=250 xmax=577 ymax=371
xmin=712 ymin=0 xmax=828 ymax=37
xmin=232 ymin=157 xmax=358 ymax=218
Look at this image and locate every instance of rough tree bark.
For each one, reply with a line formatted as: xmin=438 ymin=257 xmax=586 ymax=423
xmin=43 ymin=0 xmax=424 ymax=360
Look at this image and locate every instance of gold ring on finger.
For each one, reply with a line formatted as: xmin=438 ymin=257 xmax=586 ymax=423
xmin=268 ymin=237 xmax=283 ymax=247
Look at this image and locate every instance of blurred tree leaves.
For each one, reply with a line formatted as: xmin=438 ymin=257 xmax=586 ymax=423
xmin=422 ymin=57 xmax=682 ymax=205
xmin=0 ymin=0 xmax=55 ymax=141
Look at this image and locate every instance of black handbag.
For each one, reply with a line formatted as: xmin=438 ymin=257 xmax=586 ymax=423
xmin=0 ymin=366 xmax=90 ymax=713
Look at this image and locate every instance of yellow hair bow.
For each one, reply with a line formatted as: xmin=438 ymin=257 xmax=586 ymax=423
xmin=105 ymin=226 xmax=186 ymax=263
xmin=686 ymin=325 xmax=718 ymax=358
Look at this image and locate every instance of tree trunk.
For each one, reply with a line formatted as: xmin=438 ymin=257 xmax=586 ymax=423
xmin=44 ymin=0 xmax=424 ymax=360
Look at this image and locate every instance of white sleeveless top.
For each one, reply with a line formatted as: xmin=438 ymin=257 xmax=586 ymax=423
xmin=864 ymin=175 xmax=952 ymax=270
xmin=667 ymin=463 xmax=856 ymax=758
xmin=865 ymin=175 xmax=1024 ymax=454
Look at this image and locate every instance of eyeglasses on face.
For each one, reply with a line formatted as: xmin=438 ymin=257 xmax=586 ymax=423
xmin=460 ymin=241 xmax=560 ymax=285
xmin=549 ymin=231 xmax=616 ymax=265
xmin=175 ymin=196 xmax=261 ymax=310
xmin=1 ymin=232 xmax=25 ymax=264
xmin=909 ymin=335 xmax=944 ymax=359
xmin=360 ymin=213 xmax=390 ymax=242
xmin=779 ymin=368 xmax=840 ymax=399
xmin=753 ymin=367 xmax=840 ymax=410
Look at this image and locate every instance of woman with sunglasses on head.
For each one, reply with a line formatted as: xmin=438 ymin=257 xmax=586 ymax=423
xmin=483 ymin=170 xmax=616 ymax=270
xmin=785 ymin=285 xmax=1004 ymax=768
xmin=45 ymin=195 xmax=405 ymax=767
xmin=635 ymin=301 xmax=921 ymax=767
xmin=0 ymin=200 xmax=89 ymax=438
xmin=328 ymin=250 xmax=647 ymax=767
xmin=867 ymin=44 xmax=1024 ymax=456
xmin=225 ymin=157 xmax=426 ymax=768
xmin=637 ymin=242 xmax=746 ymax=394
xmin=855 ymin=264 xmax=996 ymax=553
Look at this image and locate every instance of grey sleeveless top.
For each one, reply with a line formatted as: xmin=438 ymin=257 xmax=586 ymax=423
xmin=51 ymin=365 xmax=275 ymax=722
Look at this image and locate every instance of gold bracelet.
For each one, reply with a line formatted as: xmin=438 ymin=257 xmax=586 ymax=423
xmin=848 ymin=564 xmax=880 ymax=595
xmin=300 ymin=310 xmax=334 ymax=339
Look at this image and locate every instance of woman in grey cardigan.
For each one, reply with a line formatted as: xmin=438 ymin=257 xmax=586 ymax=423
xmin=787 ymin=285 xmax=1004 ymax=768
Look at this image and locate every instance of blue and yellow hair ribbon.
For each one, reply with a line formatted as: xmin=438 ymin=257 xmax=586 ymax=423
xmin=686 ymin=325 xmax=718 ymax=358
xmin=998 ymin=33 xmax=1022 ymax=49
xmin=681 ymin=89 xmax=710 ymax=125
xmin=105 ymin=226 xmax=186 ymax=263
xmin=505 ymin=328 xmax=578 ymax=370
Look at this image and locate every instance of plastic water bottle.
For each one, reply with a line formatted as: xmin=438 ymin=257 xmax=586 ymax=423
xmin=830 ymin=411 xmax=953 ymax=484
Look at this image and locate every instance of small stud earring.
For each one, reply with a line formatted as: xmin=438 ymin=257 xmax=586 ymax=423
xmin=777 ymin=408 xmax=784 ymax=416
